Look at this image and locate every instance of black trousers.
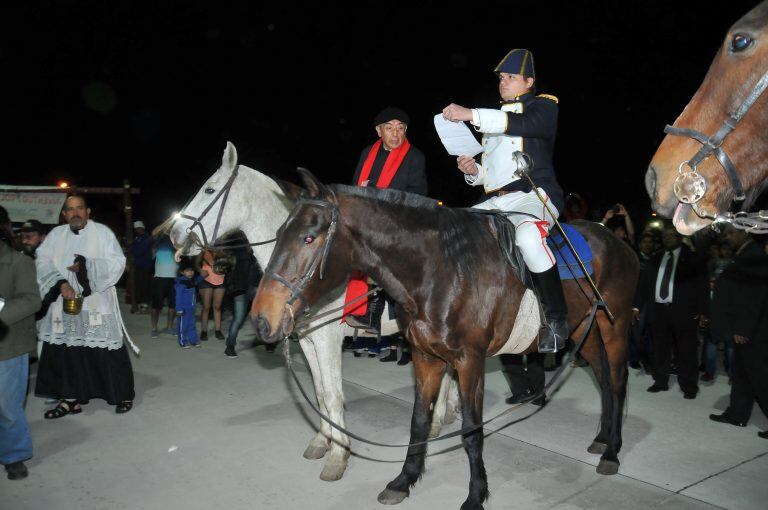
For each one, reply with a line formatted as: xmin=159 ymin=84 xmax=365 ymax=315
xmin=500 ymin=353 xmax=544 ymax=395
xmin=650 ymin=303 xmax=699 ymax=394
xmin=725 ymin=342 xmax=768 ymax=423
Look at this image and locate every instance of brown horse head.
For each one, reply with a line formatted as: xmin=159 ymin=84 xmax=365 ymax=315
xmin=647 ymin=1 xmax=768 ymax=235
xmin=250 ymin=169 xmax=349 ymax=344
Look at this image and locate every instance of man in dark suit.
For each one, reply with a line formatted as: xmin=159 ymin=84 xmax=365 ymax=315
xmin=637 ymin=225 xmax=708 ymax=399
xmin=709 ymin=227 xmax=768 ymax=439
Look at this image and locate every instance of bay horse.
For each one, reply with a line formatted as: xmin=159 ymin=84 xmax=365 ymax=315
xmin=647 ymin=1 xmax=768 ymax=235
xmin=252 ymin=170 xmax=638 ymax=510
xmin=169 ymin=142 xmax=458 ymax=481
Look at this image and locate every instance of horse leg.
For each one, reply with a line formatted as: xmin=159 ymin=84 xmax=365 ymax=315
xmin=577 ymin=327 xmax=611 ymax=455
xmin=445 ymin=367 xmax=460 ymax=425
xmin=378 ymin=352 xmax=445 ymax=505
xmin=595 ymin=313 xmax=629 ymax=475
xmin=298 ymin=337 xmax=332 ymax=460
xmin=456 ymin=357 xmax=489 ymax=510
xmin=581 ymin=315 xmax=629 ymax=475
xmin=429 ymin=368 xmax=453 ymax=438
xmin=311 ymin=331 xmax=351 ymax=481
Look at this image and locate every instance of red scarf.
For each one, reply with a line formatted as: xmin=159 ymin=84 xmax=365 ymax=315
xmin=343 ymin=139 xmax=411 ymax=318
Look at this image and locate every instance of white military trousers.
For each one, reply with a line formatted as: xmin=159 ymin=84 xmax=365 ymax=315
xmin=472 ymin=188 xmax=559 ymax=273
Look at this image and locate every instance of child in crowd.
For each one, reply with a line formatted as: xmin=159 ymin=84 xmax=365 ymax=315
xmin=174 ymin=262 xmax=203 ymax=348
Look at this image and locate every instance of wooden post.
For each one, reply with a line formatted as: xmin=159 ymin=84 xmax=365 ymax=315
xmin=123 ymin=180 xmax=136 ymax=312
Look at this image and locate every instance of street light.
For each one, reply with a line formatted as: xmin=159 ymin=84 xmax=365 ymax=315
xmin=58 ymin=181 xmax=69 ymax=188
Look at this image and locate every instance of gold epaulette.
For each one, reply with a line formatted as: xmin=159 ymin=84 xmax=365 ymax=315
xmin=537 ymin=94 xmax=559 ymax=104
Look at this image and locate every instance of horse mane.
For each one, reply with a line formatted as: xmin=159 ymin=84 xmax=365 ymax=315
xmin=330 ymin=184 xmax=498 ymax=275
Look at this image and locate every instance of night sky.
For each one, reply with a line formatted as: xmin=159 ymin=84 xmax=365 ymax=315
xmin=7 ymin=0 xmax=760 ymax=234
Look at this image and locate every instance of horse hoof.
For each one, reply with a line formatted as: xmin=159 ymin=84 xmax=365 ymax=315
xmin=444 ymin=409 xmax=457 ymax=425
xmin=303 ymin=445 xmax=328 ymax=460
xmin=587 ymin=441 xmax=607 ymax=454
xmin=460 ymin=502 xmax=484 ymax=510
xmin=428 ymin=424 xmax=442 ymax=438
xmin=319 ymin=462 xmax=347 ymax=482
xmin=377 ymin=488 xmax=409 ymax=505
xmin=596 ymin=459 xmax=620 ymax=475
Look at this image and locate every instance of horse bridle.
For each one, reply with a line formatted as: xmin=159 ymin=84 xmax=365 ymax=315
xmin=664 ymin=68 xmax=768 ymax=211
xmin=175 ymin=165 xmax=276 ymax=250
xmin=265 ymin=194 xmax=340 ymax=317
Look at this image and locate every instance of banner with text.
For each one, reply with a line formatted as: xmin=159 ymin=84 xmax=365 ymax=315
xmin=0 ymin=186 xmax=67 ymax=224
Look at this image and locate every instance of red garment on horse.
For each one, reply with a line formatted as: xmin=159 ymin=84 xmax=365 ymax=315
xmin=343 ymin=139 xmax=411 ymax=317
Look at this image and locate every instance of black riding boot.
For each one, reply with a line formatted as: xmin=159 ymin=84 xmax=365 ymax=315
xmin=345 ymin=290 xmax=385 ymax=334
xmin=531 ymin=266 xmax=569 ymax=353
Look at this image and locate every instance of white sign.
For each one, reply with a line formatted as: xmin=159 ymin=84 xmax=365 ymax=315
xmin=0 ymin=185 xmax=67 ymax=224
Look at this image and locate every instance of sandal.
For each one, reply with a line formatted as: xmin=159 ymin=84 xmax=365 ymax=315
xmin=44 ymin=400 xmax=82 ymax=419
xmin=115 ymin=400 xmax=133 ymax=414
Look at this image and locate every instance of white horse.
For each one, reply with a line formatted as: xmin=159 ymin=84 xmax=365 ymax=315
xmin=169 ymin=142 xmax=459 ymax=481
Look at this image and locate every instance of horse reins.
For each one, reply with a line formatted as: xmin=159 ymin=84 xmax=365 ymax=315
xmin=282 ymin=299 xmax=606 ymax=449
xmin=664 ymin=68 xmax=768 ymax=216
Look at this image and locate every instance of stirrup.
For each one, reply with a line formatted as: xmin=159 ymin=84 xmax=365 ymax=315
xmin=537 ymin=320 xmax=568 ymax=353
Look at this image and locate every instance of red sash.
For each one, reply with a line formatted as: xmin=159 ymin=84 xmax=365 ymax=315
xmin=343 ymin=139 xmax=411 ymax=318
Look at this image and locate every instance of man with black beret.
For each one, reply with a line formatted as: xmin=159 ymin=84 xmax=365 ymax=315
xmin=345 ymin=107 xmax=427 ymax=348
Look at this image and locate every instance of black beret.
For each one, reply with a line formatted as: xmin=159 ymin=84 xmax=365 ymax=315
xmin=373 ymin=106 xmax=410 ymax=128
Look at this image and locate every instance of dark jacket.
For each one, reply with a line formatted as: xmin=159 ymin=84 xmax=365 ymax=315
xmin=0 ymin=242 xmax=42 ymax=361
xmin=710 ymin=240 xmax=768 ymax=345
xmin=225 ymin=246 xmax=258 ymax=297
xmin=635 ymin=244 xmax=708 ymax=318
xmin=352 ymin=143 xmax=428 ymax=195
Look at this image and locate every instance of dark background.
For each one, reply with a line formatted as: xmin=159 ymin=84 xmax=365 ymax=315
xmin=6 ymin=0 xmax=760 ymax=235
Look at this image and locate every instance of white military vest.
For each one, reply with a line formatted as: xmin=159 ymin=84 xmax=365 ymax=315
xmin=465 ymin=102 xmax=524 ymax=193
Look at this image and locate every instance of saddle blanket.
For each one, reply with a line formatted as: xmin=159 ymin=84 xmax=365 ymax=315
xmin=546 ymin=224 xmax=593 ymax=280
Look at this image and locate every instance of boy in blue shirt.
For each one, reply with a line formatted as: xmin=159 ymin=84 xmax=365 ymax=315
xmin=174 ymin=263 xmax=203 ymax=348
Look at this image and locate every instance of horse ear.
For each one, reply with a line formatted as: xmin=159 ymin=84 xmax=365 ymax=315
xmin=222 ymin=141 xmax=238 ymax=170
xmin=297 ymin=167 xmax=330 ymax=199
xmin=274 ymin=179 xmax=305 ymax=202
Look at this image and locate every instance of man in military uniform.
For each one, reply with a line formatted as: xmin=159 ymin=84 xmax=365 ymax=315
xmin=442 ymin=48 xmax=567 ymax=355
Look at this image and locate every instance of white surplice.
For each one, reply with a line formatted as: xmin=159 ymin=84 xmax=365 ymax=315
xmin=36 ymin=221 xmax=128 ymax=350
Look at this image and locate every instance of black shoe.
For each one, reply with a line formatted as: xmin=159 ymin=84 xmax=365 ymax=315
xmin=758 ymin=431 xmax=768 ymax=439
xmin=531 ymin=267 xmax=569 ymax=353
xmin=700 ymin=372 xmax=715 ymax=382
xmin=397 ymin=351 xmax=411 ymax=366
xmin=379 ymin=350 xmax=398 ymax=362
xmin=346 ymin=291 xmax=386 ymax=334
xmin=647 ymin=383 xmax=669 ymax=393
xmin=200 ymin=331 xmax=208 ymax=341
xmin=224 ymin=345 xmax=238 ymax=358
xmin=265 ymin=343 xmax=277 ymax=353
xmin=531 ymin=395 xmax=548 ymax=407
xmin=709 ymin=413 xmax=747 ymax=427
xmin=215 ymin=330 xmax=225 ymax=340
xmin=505 ymin=388 xmax=534 ymax=405
xmin=683 ymin=392 xmax=697 ymax=400
xmin=5 ymin=461 xmax=28 ymax=480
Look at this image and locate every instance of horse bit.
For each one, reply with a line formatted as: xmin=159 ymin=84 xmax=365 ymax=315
xmin=664 ymin=64 xmax=768 ymax=233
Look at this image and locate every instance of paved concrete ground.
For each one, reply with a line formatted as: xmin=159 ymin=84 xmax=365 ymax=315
xmin=3 ymin=299 xmax=767 ymax=510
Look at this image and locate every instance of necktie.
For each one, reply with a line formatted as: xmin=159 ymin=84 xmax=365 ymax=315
xmin=659 ymin=250 xmax=674 ymax=300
